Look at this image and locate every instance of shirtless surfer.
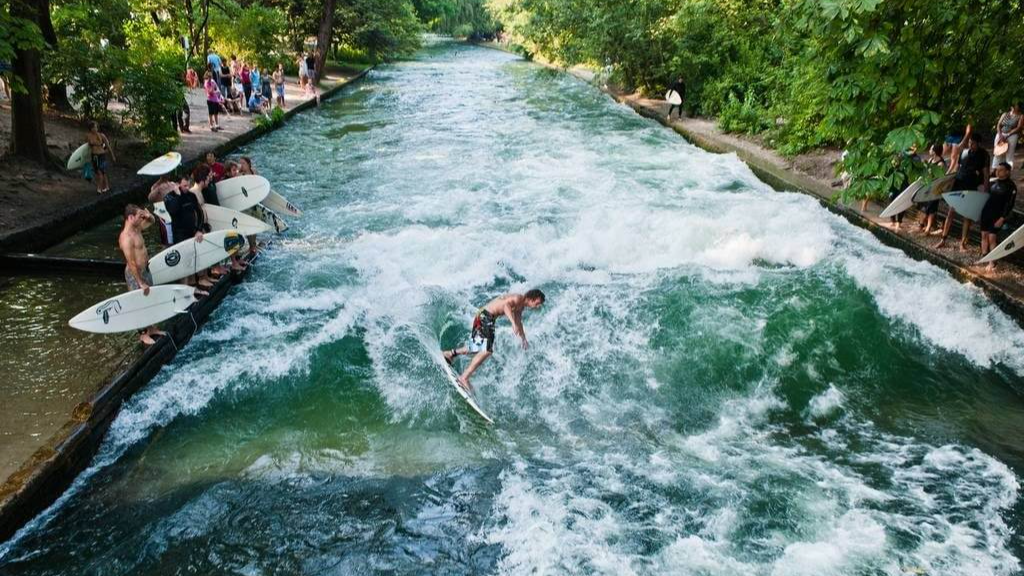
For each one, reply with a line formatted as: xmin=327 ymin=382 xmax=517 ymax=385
xmin=119 ymin=204 xmax=165 ymax=345
xmin=443 ymin=289 xmax=546 ymax=392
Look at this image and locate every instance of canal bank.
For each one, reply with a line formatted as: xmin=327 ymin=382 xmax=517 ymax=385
xmin=475 ymin=41 xmax=1024 ymax=326
xmin=0 ymin=68 xmax=373 ymax=544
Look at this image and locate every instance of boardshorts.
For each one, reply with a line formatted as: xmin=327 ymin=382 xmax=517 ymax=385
xmin=125 ymin=266 xmax=154 ymax=291
xmin=469 ymin=310 xmax=496 ymax=353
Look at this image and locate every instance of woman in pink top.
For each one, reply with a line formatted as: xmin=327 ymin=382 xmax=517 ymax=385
xmin=204 ymin=70 xmax=223 ymax=131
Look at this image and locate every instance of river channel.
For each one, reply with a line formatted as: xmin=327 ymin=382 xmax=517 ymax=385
xmin=2 ymin=39 xmax=1024 ymax=575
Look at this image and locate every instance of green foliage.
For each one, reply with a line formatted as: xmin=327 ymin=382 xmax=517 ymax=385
xmin=253 ymin=105 xmax=286 ymax=128
xmin=414 ymin=0 xmax=498 ymax=37
xmin=208 ymin=2 xmax=288 ymax=69
xmin=718 ymin=94 xmax=770 ymax=135
xmin=120 ymin=18 xmax=183 ymax=154
xmin=0 ymin=12 xmax=46 ymax=93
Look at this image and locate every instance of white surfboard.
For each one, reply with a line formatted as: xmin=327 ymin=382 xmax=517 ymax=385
xmin=879 ymin=178 xmax=926 ymax=219
xmin=262 ymin=190 xmax=302 ymax=217
xmin=250 ymin=204 xmax=289 ymax=233
xmin=440 ymin=359 xmax=494 ymax=424
xmin=204 ymin=204 xmax=271 ymax=235
xmin=137 ymin=152 xmax=182 ymax=176
xmin=942 ymin=190 xmax=990 ymax=222
xmin=153 ymin=201 xmax=172 ymax=224
xmin=665 ymin=90 xmax=682 ymax=105
xmin=149 ymin=230 xmax=245 ymax=285
xmin=69 ymin=285 xmax=195 ymax=334
xmin=215 ymin=175 xmax=271 ymax=212
xmin=67 ymin=143 xmax=90 ymax=171
xmin=978 ymin=223 xmax=1024 ymax=264
xmin=912 ymin=175 xmax=955 ymax=204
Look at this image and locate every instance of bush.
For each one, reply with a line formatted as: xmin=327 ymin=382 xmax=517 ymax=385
xmin=718 ymin=93 xmax=771 ymax=135
xmin=254 ymin=106 xmax=286 ymax=129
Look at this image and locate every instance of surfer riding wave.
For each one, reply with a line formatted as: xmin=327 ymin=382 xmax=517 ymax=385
xmin=443 ymin=289 xmax=545 ymax=392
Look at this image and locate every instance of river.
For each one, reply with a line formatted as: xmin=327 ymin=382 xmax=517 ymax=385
xmin=2 ymin=38 xmax=1024 ymax=575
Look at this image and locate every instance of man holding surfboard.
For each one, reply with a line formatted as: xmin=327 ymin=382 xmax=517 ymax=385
xmin=443 ymin=290 xmax=546 ymax=392
xmin=936 ymin=132 xmax=989 ymax=250
xmin=119 ymin=205 xmax=166 ymax=345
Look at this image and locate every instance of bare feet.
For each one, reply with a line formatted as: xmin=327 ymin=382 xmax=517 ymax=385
xmin=457 ymin=375 xmax=474 ymax=394
xmin=193 ymin=289 xmax=210 ymax=298
xmin=443 ymin=350 xmax=456 ymax=365
xmin=140 ymin=333 xmax=157 ymax=345
xmin=934 ymin=238 xmax=946 ymax=249
xmin=150 ymin=329 xmax=167 ymax=338
xmin=959 ymin=241 xmax=969 ymax=252
xmin=197 ymin=278 xmax=215 ymax=289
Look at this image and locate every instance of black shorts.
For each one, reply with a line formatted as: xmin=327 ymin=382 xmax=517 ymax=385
xmin=470 ymin=310 xmax=496 ymax=353
xmin=922 ymin=200 xmax=940 ymax=215
xmin=207 ymin=101 xmax=220 ymax=115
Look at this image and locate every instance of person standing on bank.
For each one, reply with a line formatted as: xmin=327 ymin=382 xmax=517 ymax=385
xmin=979 ymin=162 xmax=1018 ymax=271
xmin=305 ymin=51 xmax=317 ymax=86
xmin=86 ymin=122 xmax=115 ymax=194
xmin=992 ymin=103 xmax=1022 ymax=169
xmin=667 ymin=76 xmax=686 ymax=119
xmin=936 ymin=132 xmax=990 ymax=251
xmin=119 ymin=204 xmax=166 ymax=345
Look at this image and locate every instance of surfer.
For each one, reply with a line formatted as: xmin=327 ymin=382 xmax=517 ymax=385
xmin=442 ymin=289 xmax=546 ymax=392
xmin=164 ymin=177 xmax=212 ymax=295
xmin=667 ymin=76 xmax=685 ymax=119
xmin=979 ymin=162 xmax=1018 ymax=271
xmin=935 ymin=132 xmax=989 ymax=251
xmin=86 ymin=122 xmax=115 ymax=194
xmin=119 ymin=205 xmax=166 ymax=345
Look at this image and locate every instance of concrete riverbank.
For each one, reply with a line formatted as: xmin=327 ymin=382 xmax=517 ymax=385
xmin=476 ymin=41 xmax=1024 ymax=325
xmin=0 ymin=68 xmax=374 ymax=544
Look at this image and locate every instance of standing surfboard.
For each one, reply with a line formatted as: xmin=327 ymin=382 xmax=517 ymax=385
xmin=149 ymin=230 xmax=245 ymax=285
xmin=67 ymin=143 xmax=91 ymax=171
xmin=262 ymin=190 xmax=302 ymax=217
xmin=137 ymin=152 xmax=182 ymax=176
xmin=204 ymin=204 xmax=271 ymax=235
xmin=215 ymin=175 xmax=271 ymax=211
xmin=942 ymin=190 xmax=990 ymax=222
xmin=879 ymin=178 xmax=926 ymax=219
xmin=69 ymin=285 xmax=195 ymax=334
xmin=440 ymin=358 xmax=494 ymax=424
xmin=250 ymin=204 xmax=289 ymax=233
xmin=665 ymin=90 xmax=682 ymax=105
xmin=912 ymin=175 xmax=955 ymax=204
xmin=978 ymin=223 xmax=1024 ymax=264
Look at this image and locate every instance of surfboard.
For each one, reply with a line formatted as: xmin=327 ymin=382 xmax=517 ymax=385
xmin=204 ymin=204 xmax=271 ymax=235
xmin=215 ymin=175 xmax=271 ymax=212
xmin=912 ymin=174 xmax=955 ymax=204
xmin=440 ymin=359 xmax=494 ymax=424
xmin=978 ymin=223 xmax=1024 ymax=264
xmin=665 ymin=90 xmax=682 ymax=105
xmin=66 ymin=143 xmax=90 ymax=171
xmin=149 ymin=230 xmax=245 ymax=285
xmin=942 ymin=190 xmax=990 ymax=222
xmin=153 ymin=201 xmax=172 ymax=224
xmin=137 ymin=152 xmax=182 ymax=176
xmin=262 ymin=190 xmax=302 ymax=217
xmin=879 ymin=178 xmax=925 ymax=219
xmin=69 ymin=284 xmax=195 ymax=334
xmin=250 ymin=204 xmax=289 ymax=233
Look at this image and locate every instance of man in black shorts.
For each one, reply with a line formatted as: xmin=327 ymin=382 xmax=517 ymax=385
xmin=443 ymin=289 xmax=546 ymax=392
xmin=980 ymin=162 xmax=1018 ymax=270
xmin=936 ymin=132 xmax=990 ymax=250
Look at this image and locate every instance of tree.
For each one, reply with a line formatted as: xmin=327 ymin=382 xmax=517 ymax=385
xmin=6 ymin=0 xmax=49 ymax=162
xmin=314 ymin=0 xmax=335 ymax=82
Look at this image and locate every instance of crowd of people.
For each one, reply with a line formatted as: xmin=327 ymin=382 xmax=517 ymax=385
xmin=120 ymin=152 xmax=264 ymax=344
xmin=884 ymin=103 xmax=1021 ymax=270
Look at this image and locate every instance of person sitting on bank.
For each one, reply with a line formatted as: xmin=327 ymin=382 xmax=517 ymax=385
xmin=936 ymin=132 xmax=989 ymax=251
xmin=979 ymin=162 xmax=1018 ymax=271
xmin=86 ymin=122 xmax=115 ymax=194
xmin=248 ymin=91 xmax=269 ymax=115
xmin=119 ymin=204 xmax=166 ymax=345
xmin=667 ymin=76 xmax=685 ymax=119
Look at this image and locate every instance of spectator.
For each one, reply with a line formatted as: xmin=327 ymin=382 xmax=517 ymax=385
xmin=185 ymin=67 xmax=199 ymax=89
xmin=219 ymin=61 xmax=232 ymax=99
xmin=298 ymin=54 xmax=308 ymax=88
xmin=273 ymin=64 xmax=286 ymax=109
xmin=979 ymin=162 xmax=1018 ymax=270
xmin=241 ymin=63 xmax=252 ymax=104
xmin=204 ymin=70 xmax=223 ymax=131
xmin=206 ymin=50 xmax=223 ymax=83
xmin=229 ymin=54 xmax=240 ymax=78
xmin=260 ymin=68 xmax=273 ymax=102
xmin=936 ymin=132 xmax=989 ymax=250
xmin=919 ymin=143 xmax=946 ymax=234
xmin=205 ymin=152 xmax=226 ymax=182
xmin=306 ymin=51 xmax=317 ymax=85
xmin=992 ymin=103 xmax=1022 ymax=169
xmin=225 ymin=81 xmax=244 ymax=115
xmin=86 ymin=121 xmax=115 ymax=194
xmin=250 ymin=66 xmax=262 ymax=100
xmin=248 ymin=90 xmax=269 ymax=115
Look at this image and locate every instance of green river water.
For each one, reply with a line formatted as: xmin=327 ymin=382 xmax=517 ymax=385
xmin=3 ymin=39 xmax=1024 ymax=575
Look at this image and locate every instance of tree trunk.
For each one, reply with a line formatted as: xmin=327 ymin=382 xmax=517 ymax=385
xmin=9 ymin=0 xmax=49 ymax=162
xmin=314 ymin=0 xmax=336 ymax=84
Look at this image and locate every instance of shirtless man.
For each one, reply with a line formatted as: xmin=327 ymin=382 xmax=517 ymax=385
xmin=443 ymin=289 xmax=546 ymax=392
xmin=119 ymin=204 xmax=165 ymax=345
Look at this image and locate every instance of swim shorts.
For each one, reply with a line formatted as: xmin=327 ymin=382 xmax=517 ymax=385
xmin=91 ymin=153 xmax=108 ymax=174
xmin=469 ymin=310 xmax=496 ymax=353
xmin=125 ymin=266 xmax=154 ymax=291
